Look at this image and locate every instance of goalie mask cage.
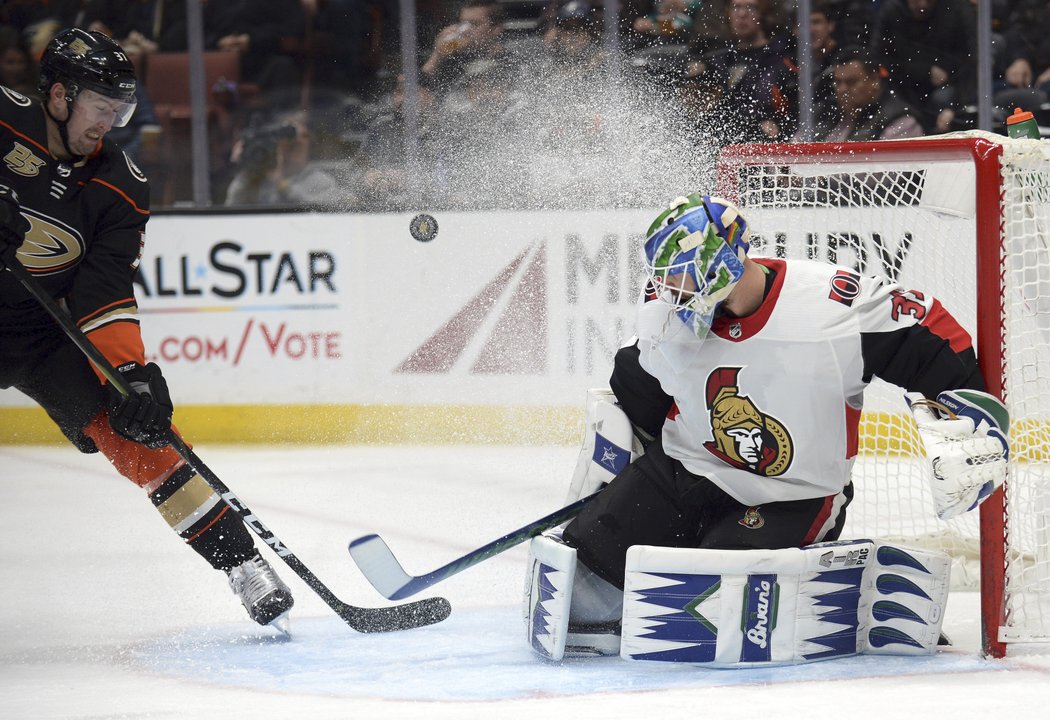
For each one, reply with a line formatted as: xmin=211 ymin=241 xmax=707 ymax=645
xmin=715 ymin=131 xmax=1050 ymax=659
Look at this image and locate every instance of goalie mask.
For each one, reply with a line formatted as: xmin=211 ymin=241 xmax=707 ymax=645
xmin=643 ymin=194 xmax=751 ymax=339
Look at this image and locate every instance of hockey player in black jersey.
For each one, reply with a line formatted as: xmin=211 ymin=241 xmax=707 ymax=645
xmin=0 ymin=28 xmax=294 ymax=629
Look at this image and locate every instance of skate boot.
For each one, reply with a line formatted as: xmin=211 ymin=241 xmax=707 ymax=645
xmin=227 ymin=553 xmax=294 ymax=628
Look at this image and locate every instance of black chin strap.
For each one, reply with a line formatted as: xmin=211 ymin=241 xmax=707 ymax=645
xmin=43 ymin=95 xmax=79 ymax=160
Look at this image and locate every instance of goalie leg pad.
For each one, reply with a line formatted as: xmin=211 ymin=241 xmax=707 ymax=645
xmin=524 ymin=534 xmax=624 ymax=660
xmin=862 ymin=542 xmax=951 ymax=655
xmin=564 ymin=388 xmax=637 ymax=504
xmin=620 ymin=540 xmax=951 ymax=666
xmin=524 ymin=533 xmax=577 ymax=661
xmin=621 ymin=544 xmax=832 ymax=666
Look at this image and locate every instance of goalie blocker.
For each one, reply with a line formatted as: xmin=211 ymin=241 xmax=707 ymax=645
xmin=525 ymin=535 xmax=951 ymax=666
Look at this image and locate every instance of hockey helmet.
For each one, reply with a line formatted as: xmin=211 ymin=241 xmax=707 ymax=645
xmin=643 ymin=193 xmax=751 ymax=338
xmin=38 ymin=28 xmax=137 ymax=126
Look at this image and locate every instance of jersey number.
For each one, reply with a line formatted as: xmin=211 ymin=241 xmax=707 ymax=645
xmin=890 ymin=289 xmax=926 ymax=321
xmin=4 ymin=142 xmax=46 ymax=177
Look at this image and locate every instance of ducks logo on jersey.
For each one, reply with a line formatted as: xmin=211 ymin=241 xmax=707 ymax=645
xmin=13 ymin=209 xmax=85 ymax=275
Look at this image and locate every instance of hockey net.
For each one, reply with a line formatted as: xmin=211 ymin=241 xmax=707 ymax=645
xmin=715 ymin=131 xmax=1050 ymax=657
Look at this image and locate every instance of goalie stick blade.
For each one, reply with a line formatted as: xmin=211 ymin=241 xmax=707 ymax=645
xmin=347 ymin=534 xmax=415 ymax=600
xmin=339 ymin=595 xmax=452 ymax=633
xmin=347 ymin=491 xmax=603 ymax=600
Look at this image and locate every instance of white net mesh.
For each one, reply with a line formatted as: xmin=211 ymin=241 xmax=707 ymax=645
xmin=999 ymin=137 xmax=1050 ymax=642
xmin=716 ymin=131 xmax=1050 ymax=645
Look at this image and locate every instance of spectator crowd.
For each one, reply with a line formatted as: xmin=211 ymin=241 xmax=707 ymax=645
xmin=0 ymin=0 xmax=1044 ymax=210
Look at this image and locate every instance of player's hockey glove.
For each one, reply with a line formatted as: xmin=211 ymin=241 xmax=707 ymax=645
xmin=0 ymin=183 xmax=31 ymax=269
xmin=905 ymin=389 xmax=1009 ymax=520
xmin=108 ymin=362 xmax=174 ymax=449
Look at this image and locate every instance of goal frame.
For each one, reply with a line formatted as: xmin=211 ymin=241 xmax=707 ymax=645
xmin=715 ymin=137 xmax=1009 ymax=658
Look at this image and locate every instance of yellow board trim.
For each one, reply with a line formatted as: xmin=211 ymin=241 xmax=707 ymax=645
xmin=3 ymin=406 xmax=1047 ymax=460
xmin=0 ymin=404 xmax=586 ymax=445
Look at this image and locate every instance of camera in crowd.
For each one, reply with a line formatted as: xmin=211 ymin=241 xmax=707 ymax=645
xmin=239 ymin=122 xmax=299 ymax=171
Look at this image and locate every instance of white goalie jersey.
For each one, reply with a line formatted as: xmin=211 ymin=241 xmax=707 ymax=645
xmin=636 ymin=257 xmax=982 ymax=506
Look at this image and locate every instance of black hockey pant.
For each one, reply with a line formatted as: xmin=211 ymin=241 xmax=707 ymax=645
xmin=562 ymin=438 xmax=854 ymax=589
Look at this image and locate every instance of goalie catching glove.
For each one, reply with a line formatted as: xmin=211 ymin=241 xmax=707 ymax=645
xmin=905 ymin=389 xmax=1010 ymax=520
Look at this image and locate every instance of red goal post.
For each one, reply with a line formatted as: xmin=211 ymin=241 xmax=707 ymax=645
xmin=715 ymin=131 xmax=1050 ymax=658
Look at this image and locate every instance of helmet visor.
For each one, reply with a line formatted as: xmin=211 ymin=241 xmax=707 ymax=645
xmin=75 ymin=88 xmax=137 ymax=128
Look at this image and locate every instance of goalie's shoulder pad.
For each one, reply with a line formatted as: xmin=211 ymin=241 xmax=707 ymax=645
xmin=936 ymin=389 xmax=1009 ymax=434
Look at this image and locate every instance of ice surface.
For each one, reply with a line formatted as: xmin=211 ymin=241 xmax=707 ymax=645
xmin=2 ymin=445 xmax=1049 ymax=719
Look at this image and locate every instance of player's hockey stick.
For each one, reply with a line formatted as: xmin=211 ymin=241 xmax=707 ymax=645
xmin=348 ymin=490 xmax=601 ymax=600
xmin=5 ymin=260 xmax=451 ymax=633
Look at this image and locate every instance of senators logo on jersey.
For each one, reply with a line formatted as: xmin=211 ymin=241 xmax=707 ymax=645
xmin=703 ymin=367 xmax=793 ymax=476
xmin=739 ymin=506 xmax=765 ymax=529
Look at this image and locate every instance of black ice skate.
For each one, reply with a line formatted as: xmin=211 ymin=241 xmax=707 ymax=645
xmin=227 ymin=554 xmax=294 ymax=630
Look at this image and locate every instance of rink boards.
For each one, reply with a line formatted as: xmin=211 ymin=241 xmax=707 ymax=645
xmin=0 ymin=209 xmax=648 ymax=444
xmin=0 ymin=208 xmax=989 ymax=447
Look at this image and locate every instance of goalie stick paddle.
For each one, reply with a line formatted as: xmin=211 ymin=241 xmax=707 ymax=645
xmin=348 ymin=490 xmax=601 ymax=600
xmin=5 ymin=261 xmax=450 ymax=633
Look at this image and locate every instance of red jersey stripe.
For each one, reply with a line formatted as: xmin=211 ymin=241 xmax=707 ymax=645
xmin=921 ymin=298 xmax=974 ymax=354
xmin=845 ymin=403 xmax=861 ymax=459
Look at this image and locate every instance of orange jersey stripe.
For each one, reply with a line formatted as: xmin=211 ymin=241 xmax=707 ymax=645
xmin=89 ymin=177 xmax=150 ymax=215
xmin=185 ymin=505 xmax=231 ymax=544
xmin=85 ymin=322 xmax=146 ymax=383
xmin=83 ymin=412 xmax=182 ymax=487
xmin=0 ymin=117 xmax=50 ymax=156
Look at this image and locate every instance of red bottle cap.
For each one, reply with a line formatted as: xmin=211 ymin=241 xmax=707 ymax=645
xmin=1008 ymin=107 xmax=1035 ymax=125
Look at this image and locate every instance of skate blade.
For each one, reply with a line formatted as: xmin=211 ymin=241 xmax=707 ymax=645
xmin=269 ymin=611 xmax=292 ymax=636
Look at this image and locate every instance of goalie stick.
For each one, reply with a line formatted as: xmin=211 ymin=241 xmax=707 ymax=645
xmin=348 ymin=490 xmax=601 ymax=600
xmin=5 ymin=261 xmax=450 ymax=634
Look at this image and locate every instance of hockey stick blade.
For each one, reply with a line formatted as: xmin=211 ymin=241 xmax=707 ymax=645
xmin=5 ymin=260 xmax=450 ymax=634
xmin=348 ymin=490 xmax=601 ymax=600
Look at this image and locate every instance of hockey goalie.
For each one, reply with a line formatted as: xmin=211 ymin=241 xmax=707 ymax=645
xmin=524 ymin=194 xmax=1009 ymax=666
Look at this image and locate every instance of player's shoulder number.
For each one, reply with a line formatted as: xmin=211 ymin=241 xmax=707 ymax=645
xmin=889 ymin=288 xmax=927 ymax=321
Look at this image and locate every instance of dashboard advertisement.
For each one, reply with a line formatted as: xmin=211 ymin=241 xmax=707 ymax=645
xmin=1 ymin=210 xmax=651 ymax=420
